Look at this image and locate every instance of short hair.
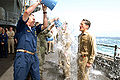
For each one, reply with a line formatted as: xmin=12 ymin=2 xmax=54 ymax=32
xmin=35 ymin=22 xmax=40 ymax=26
xmin=82 ymin=19 xmax=91 ymax=28
xmin=30 ymin=13 xmax=34 ymax=16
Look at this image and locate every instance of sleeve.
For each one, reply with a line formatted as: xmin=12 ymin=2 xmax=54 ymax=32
xmin=88 ymin=35 xmax=96 ymax=64
xmin=14 ymin=32 xmax=19 ymax=41
xmin=78 ymin=35 xmax=80 ymax=54
xmin=12 ymin=31 xmax=15 ymax=37
xmin=36 ymin=24 xmax=43 ymax=35
xmin=5 ymin=33 xmax=8 ymax=42
xmin=7 ymin=31 xmax=10 ymax=37
xmin=16 ymin=15 xmax=28 ymax=33
xmin=43 ymin=29 xmax=50 ymax=34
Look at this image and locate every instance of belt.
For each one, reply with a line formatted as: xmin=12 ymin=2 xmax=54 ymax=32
xmin=16 ymin=49 xmax=35 ymax=55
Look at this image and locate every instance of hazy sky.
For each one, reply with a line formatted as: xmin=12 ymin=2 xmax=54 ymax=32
xmin=34 ymin=0 xmax=120 ymax=37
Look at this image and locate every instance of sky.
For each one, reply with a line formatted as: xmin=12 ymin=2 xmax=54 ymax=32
xmin=33 ymin=0 xmax=120 ymax=37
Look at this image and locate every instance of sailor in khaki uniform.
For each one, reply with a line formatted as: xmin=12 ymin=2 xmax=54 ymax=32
xmin=7 ymin=27 xmax=15 ymax=54
xmin=77 ymin=19 xmax=96 ymax=80
xmin=58 ymin=23 xmax=71 ymax=80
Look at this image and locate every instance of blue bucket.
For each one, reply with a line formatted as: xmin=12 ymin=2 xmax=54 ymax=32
xmin=41 ymin=0 xmax=58 ymax=10
xmin=54 ymin=19 xmax=62 ymax=27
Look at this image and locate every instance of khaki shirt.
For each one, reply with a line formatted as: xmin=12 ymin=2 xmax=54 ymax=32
xmin=7 ymin=31 xmax=15 ymax=39
xmin=78 ymin=32 xmax=96 ymax=64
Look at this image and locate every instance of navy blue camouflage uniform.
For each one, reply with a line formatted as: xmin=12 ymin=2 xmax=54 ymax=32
xmin=14 ymin=16 xmax=42 ymax=80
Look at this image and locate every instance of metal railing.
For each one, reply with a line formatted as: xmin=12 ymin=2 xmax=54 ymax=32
xmin=97 ymin=44 xmax=120 ymax=61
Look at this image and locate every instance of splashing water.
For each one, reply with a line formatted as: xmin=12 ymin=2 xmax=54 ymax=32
xmin=54 ymin=26 xmax=111 ymax=80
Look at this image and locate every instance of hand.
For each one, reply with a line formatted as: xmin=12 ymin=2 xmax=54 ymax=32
xmin=86 ymin=63 xmax=92 ymax=68
xmin=15 ymin=39 xmax=18 ymax=43
xmin=38 ymin=0 xmax=41 ymax=5
xmin=1 ymin=42 xmax=4 ymax=45
xmin=42 ymin=4 xmax=47 ymax=12
xmin=54 ymin=17 xmax=59 ymax=21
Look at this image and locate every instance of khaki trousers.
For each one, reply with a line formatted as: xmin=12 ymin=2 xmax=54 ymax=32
xmin=77 ymin=56 xmax=90 ymax=80
xmin=8 ymin=39 xmax=14 ymax=53
xmin=58 ymin=50 xmax=71 ymax=78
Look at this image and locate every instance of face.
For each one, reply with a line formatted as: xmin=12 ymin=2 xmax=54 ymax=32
xmin=28 ymin=15 xmax=35 ymax=27
xmin=10 ymin=27 xmax=13 ymax=31
xmin=79 ymin=21 xmax=88 ymax=32
xmin=6 ymin=28 xmax=8 ymax=31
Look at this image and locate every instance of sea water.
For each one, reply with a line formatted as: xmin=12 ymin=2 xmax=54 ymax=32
xmin=96 ymin=37 xmax=120 ymax=56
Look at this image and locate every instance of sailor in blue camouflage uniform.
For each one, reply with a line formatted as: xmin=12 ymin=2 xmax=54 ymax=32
xmin=0 ymin=28 xmax=8 ymax=58
xmin=14 ymin=1 xmax=48 ymax=80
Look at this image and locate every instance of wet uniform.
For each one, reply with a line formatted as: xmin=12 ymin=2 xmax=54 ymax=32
xmin=14 ymin=16 xmax=42 ymax=80
xmin=58 ymin=30 xmax=71 ymax=79
xmin=77 ymin=32 xmax=96 ymax=80
xmin=37 ymin=29 xmax=51 ymax=79
xmin=0 ymin=32 xmax=8 ymax=58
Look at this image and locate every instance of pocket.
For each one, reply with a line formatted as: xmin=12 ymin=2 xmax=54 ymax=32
xmin=25 ymin=35 xmax=31 ymax=41
xmin=25 ymin=35 xmax=33 ymax=48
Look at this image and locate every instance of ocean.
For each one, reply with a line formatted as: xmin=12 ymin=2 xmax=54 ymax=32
xmin=96 ymin=37 xmax=120 ymax=56
xmin=71 ymin=36 xmax=120 ymax=57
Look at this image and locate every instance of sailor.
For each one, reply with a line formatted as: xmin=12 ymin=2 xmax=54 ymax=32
xmin=7 ymin=26 xmax=15 ymax=54
xmin=58 ymin=22 xmax=71 ymax=80
xmin=14 ymin=1 xmax=48 ymax=80
xmin=0 ymin=28 xmax=8 ymax=58
xmin=77 ymin=19 xmax=96 ymax=80
xmin=36 ymin=17 xmax=59 ymax=79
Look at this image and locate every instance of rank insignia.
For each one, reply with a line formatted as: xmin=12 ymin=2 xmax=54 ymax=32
xmin=27 ymin=30 xmax=31 ymax=32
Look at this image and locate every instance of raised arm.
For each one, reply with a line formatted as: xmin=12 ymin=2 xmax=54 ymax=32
xmin=48 ymin=17 xmax=59 ymax=26
xmin=41 ymin=5 xmax=48 ymax=30
xmin=48 ymin=24 xmax=55 ymax=31
xmin=22 ymin=1 xmax=41 ymax=21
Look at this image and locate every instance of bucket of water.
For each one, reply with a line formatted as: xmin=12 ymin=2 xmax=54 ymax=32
xmin=41 ymin=0 xmax=58 ymax=10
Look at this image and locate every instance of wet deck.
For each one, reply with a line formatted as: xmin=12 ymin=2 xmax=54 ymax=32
xmin=0 ymin=52 xmax=110 ymax=80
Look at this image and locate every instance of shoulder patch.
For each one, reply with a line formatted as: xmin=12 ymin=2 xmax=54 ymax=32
xmin=27 ymin=30 xmax=31 ymax=32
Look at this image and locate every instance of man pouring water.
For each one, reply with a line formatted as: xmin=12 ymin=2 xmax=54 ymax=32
xmin=14 ymin=0 xmax=49 ymax=80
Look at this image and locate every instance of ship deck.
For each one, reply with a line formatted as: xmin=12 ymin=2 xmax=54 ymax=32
xmin=0 ymin=52 xmax=110 ymax=80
